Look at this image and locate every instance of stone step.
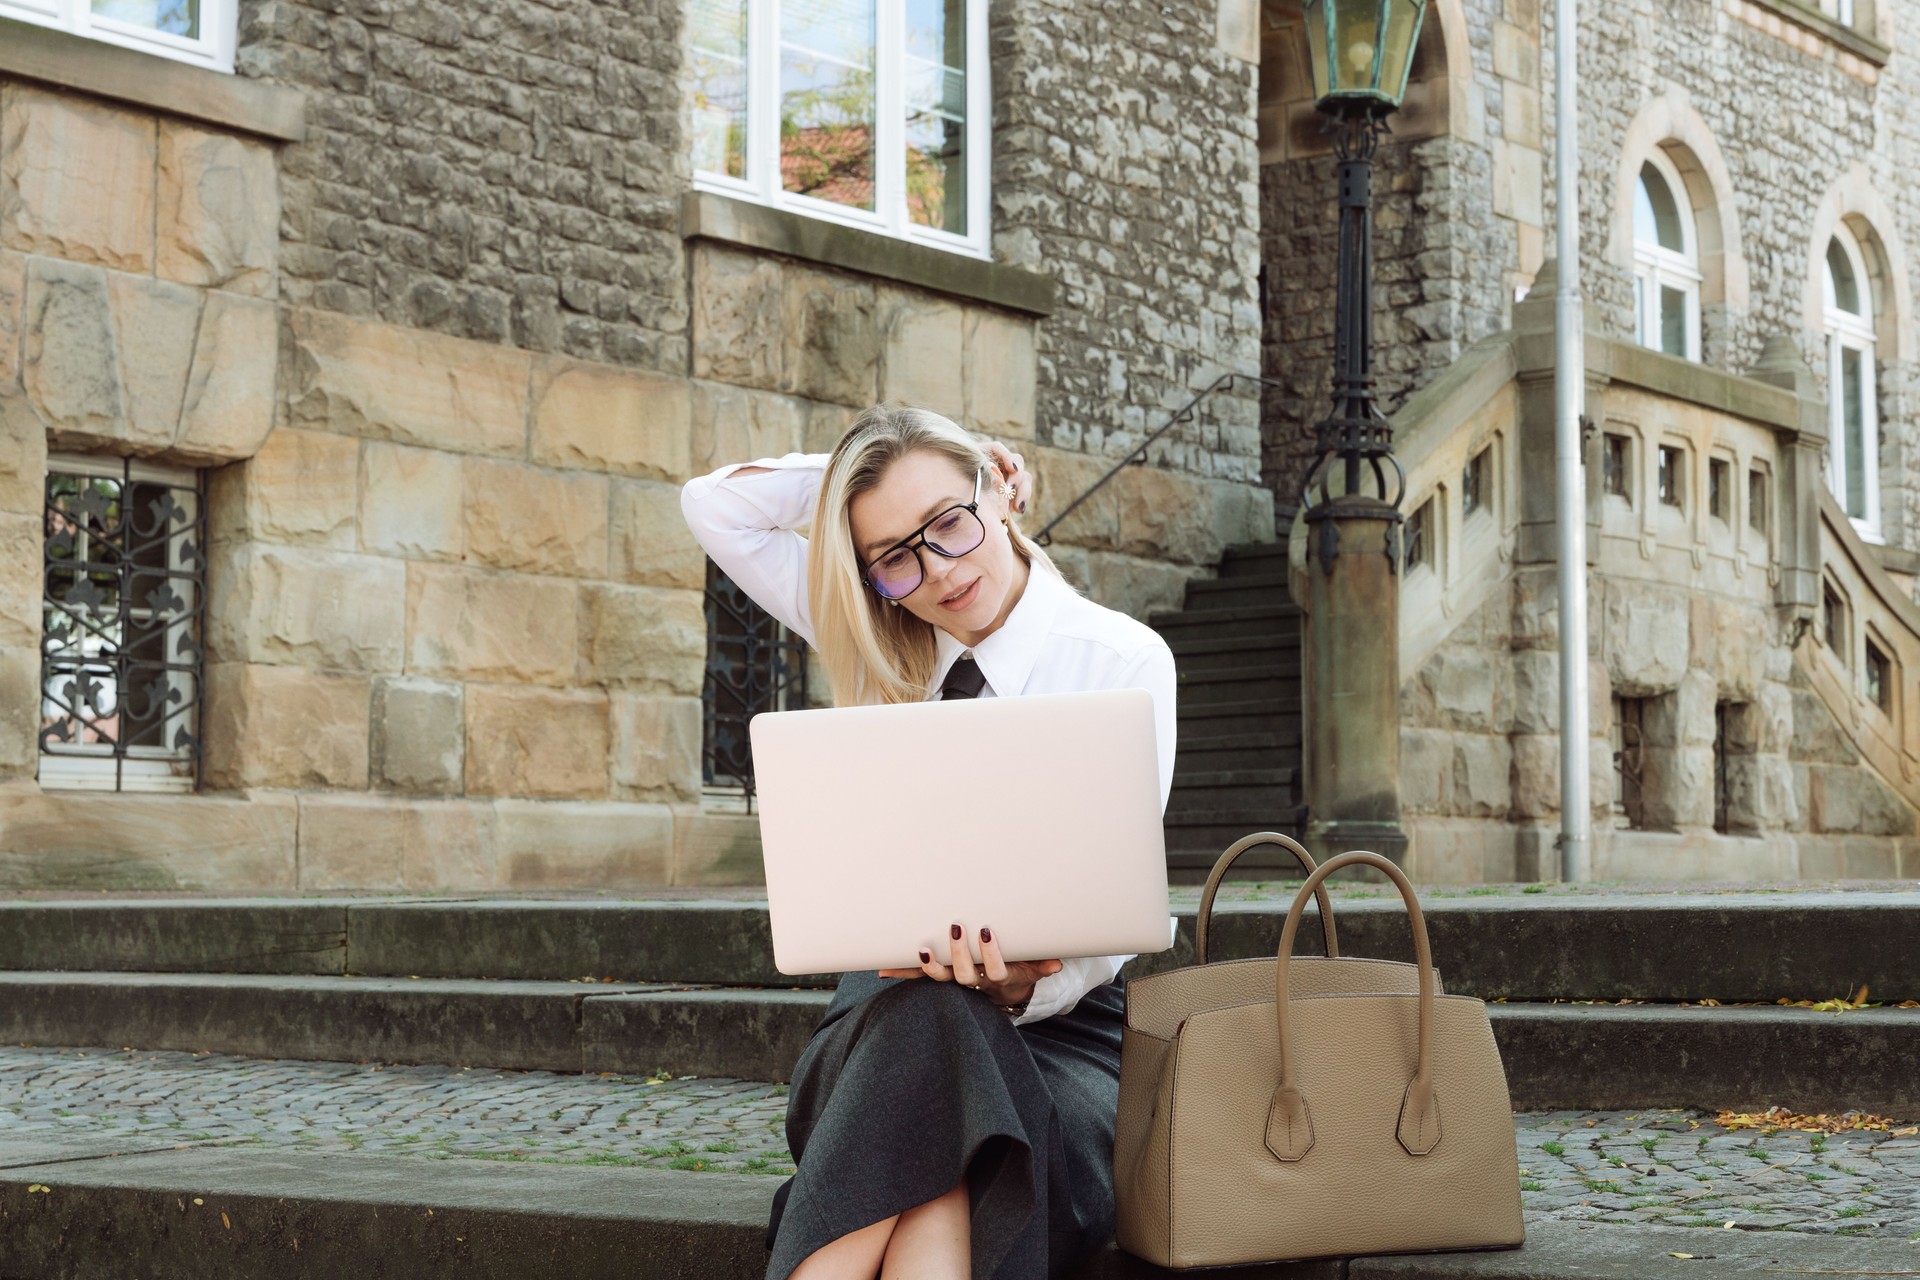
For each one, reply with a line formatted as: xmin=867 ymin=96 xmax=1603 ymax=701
xmin=1165 ymin=770 xmax=1295 ymax=815
xmin=1184 ymin=573 xmax=1291 ymax=605
xmin=3 ymin=973 xmax=1916 ymax=1114
xmin=1175 ymin=665 xmax=1299 ymax=704
xmin=1175 ymin=697 xmax=1300 ymax=737
xmin=1150 ymin=603 xmax=1300 ymax=642
xmin=3 ymin=893 xmax=1915 ymax=1002
xmin=1170 ymin=765 xmax=1296 ymax=789
xmin=1164 ymin=634 xmax=1302 ymax=672
xmin=1176 ymin=730 xmax=1299 ymax=772
xmin=11 ymin=1141 xmax=1914 ymax=1280
xmin=1214 ymin=538 xmax=1291 ymax=578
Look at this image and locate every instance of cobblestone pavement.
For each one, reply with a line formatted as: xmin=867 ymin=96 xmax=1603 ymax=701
xmin=3 ymin=1046 xmax=1917 ymax=1241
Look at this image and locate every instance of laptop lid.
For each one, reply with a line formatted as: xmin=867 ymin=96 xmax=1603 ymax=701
xmin=750 ymin=688 xmax=1172 ymax=976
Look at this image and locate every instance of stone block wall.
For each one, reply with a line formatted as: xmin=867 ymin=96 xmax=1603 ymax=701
xmin=1 ymin=0 xmax=1279 ymax=891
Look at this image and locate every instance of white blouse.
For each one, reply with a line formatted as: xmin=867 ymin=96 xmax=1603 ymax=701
xmin=681 ymin=452 xmax=1178 ymax=1024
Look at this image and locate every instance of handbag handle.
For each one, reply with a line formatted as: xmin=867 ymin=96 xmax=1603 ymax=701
xmin=1265 ymin=851 xmax=1440 ymax=1163
xmin=1195 ymin=832 xmax=1338 ymax=965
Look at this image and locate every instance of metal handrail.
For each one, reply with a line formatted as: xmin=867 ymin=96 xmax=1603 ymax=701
xmin=1032 ymin=372 xmax=1283 ymax=547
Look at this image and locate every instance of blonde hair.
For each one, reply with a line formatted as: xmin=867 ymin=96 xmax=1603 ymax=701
xmin=808 ymin=405 xmax=1061 ymax=706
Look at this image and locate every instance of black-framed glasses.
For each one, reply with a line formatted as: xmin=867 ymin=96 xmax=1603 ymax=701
xmin=861 ymin=467 xmax=987 ymax=601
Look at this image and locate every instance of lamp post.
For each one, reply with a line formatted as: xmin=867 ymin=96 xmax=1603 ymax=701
xmin=1296 ymin=0 xmax=1427 ymax=868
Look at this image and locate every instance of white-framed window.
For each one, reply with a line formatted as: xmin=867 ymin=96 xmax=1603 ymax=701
xmin=1824 ymin=227 xmax=1880 ymax=539
xmin=1632 ymin=152 xmax=1702 ymax=361
xmin=39 ymin=453 xmax=206 ymax=794
xmin=0 ymin=0 xmax=235 ymax=73
xmin=690 ymin=0 xmax=992 ymax=260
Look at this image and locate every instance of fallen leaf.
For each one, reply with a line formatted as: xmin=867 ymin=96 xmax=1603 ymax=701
xmin=26 ymin=1184 xmax=49 ymax=1194
xmin=1672 ymin=1252 xmax=1697 ymax=1259
xmin=192 ymin=1198 xmax=204 ymax=1206
xmin=221 ymin=1212 xmax=231 ymax=1230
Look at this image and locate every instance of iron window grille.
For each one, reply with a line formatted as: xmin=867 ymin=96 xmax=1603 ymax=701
xmin=702 ymin=558 xmax=809 ymax=809
xmin=40 ymin=455 xmax=206 ymax=793
xmin=1612 ymin=696 xmax=1646 ymax=831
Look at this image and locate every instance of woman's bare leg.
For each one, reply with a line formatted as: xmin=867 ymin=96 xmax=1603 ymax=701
xmin=879 ymin=1181 xmax=969 ymax=1280
xmin=788 ymin=1214 xmax=898 ymax=1280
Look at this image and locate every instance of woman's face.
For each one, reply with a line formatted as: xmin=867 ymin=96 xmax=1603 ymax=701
xmin=847 ymin=449 xmax=1019 ymax=638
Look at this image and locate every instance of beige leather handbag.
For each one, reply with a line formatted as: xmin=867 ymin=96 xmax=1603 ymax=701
xmin=1114 ymin=834 xmax=1525 ymax=1268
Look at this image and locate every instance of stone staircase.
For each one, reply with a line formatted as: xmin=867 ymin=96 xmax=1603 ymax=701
xmin=3 ymin=891 xmax=1917 ymax=1277
xmin=1153 ymin=537 xmax=1304 ymax=881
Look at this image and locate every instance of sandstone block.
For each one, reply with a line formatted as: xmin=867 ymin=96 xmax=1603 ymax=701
xmin=1604 ymin=582 xmax=1688 ymax=694
xmin=372 ymin=676 xmax=464 ymax=794
xmin=673 ymin=809 xmax=766 ymax=886
xmin=22 ymin=257 xmax=120 ymax=439
xmin=611 ymin=693 xmax=701 ymax=802
xmin=964 ymin=307 xmax=1038 ymax=442
xmin=690 ymin=247 xmax=782 ymax=391
xmin=690 ymin=382 xmax=807 ymax=474
xmin=1027 ymin=446 xmax=1118 ymax=550
xmin=1399 ymin=728 xmax=1456 ymax=814
xmin=1509 ymin=733 xmax=1559 ymax=820
xmin=1757 ymin=681 xmax=1793 ymax=755
xmin=0 ymin=645 xmax=37 ymax=777
xmin=1509 ymin=566 xmax=1558 ymax=650
xmin=495 ymin=799 xmax=674 ymax=888
xmin=464 ymin=458 xmax=609 ymax=578
xmin=0 ymin=389 xmax=47 ymax=516
xmin=175 ymin=291 xmax=277 ymax=461
xmin=1708 ymin=600 xmax=1769 ymax=701
xmin=466 ymin=684 xmax=611 ymax=800
xmin=156 ymin=122 xmax=279 ymax=297
xmin=1788 ymin=685 xmax=1859 ymax=764
xmin=360 ymin=442 xmax=464 ymax=560
xmin=404 ymin=564 xmax=578 ymax=686
xmin=1640 ymin=744 xmax=1714 ymax=829
xmin=201 ymin=662 xmax=371 ymax=790
xmin=208 ymin=544 xmax=405 ymax=672
xmin=610 ymin=478 xmax=707 ymax=590
xmin=106 ymin=272 xmax=201 ymax=450
xmin=530 ymin=355 xmax=693 ymax=481
xmin=0 ymin=789 xmax=297 ymax=890
xmin=222 ymin=428 xmax=359 ymax=548
xmin=1116 ymin=468 xmax=1275 ymax=566
xmin=781 ymin=266 xmax=877 ymax=406
xmin=1085 ymin=552 xmax=1194 ymax=622
xmin=877 ymin=289 xmax=964 ymax=419
xmin=1809 ymin=765 xmax=1914 ymax=837
xmin=0 ymin=85 xmax=156 ymax=272
xmin=805 ymin=401 xmax=858 ymax=455
xmin=0 ymin=248 xmax=21 ymax=386
xmin=1505 ymin=648 xmax=1555 ymax=735
xmin=0 ymin=513 xmax=37 ymax=650
xmin=1419 ymin=648 xmax=1503 ymax=734
xmin=1454 ymin=734 xmax=1514 ymax=817
xmin=580 ymin=584 xmax=705 ymax=695
xmin=286 ymin=308 xmax=531 ymax=458
xmin=294 ymin=795 xmax=499 ymax=892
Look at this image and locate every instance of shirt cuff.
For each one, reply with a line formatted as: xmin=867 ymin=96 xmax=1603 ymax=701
xmin=1012 ymin=953 xmax=1128 ymax=1026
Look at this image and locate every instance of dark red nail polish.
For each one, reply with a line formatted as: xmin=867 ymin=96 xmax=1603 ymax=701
xmin=980 ymin=927 xmax=993 ymax=943
xmin=919 ymin=949 xmax=931 ymax=964
xmin=950 ymin=923 xmax=962 ymax=941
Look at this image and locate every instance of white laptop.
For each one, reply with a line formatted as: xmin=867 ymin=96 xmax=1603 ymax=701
xmin=749 ymin=688 xmax=1173 ymax=976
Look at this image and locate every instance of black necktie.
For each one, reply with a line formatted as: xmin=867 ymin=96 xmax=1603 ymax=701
xmin=939 ymin=654 xmax=988 ymax=700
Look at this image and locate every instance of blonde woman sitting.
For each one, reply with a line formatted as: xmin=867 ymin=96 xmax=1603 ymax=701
xmin=681 ymin=405 xmax=1176 ymax=1280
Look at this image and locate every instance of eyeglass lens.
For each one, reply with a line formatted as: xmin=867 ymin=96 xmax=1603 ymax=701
xmin=869 ymin=508 xmax=987 ymax=599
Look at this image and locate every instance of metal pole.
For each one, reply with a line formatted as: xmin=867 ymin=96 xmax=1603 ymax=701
xmin=1553 ymin=0 xmax=1591 ymax=882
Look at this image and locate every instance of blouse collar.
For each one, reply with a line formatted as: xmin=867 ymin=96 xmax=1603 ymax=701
xmin=928 ymin=561 xmax=1068 ymax=699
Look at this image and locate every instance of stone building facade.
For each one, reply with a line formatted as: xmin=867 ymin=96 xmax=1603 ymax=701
xmin=0 ymin=0 xmax=1275 ymax=891
xmin=1265 ymin=0 xmax=1920 ymax=879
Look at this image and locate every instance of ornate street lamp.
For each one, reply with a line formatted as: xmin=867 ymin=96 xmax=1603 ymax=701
xmin=1296 ymin=0 xmax=1427 ymax=867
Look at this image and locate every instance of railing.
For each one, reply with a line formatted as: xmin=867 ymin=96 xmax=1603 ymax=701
xmin=1033 ymin=372 xmax=1283 ymax=548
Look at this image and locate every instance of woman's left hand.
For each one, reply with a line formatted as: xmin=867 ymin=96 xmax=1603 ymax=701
xmin=981 ymin=442 xmax=1033 ymax=515
xmin=878 ymin=923 xmax=1063 ymax=1009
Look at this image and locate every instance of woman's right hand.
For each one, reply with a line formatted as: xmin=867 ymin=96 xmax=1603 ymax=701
xmin=982 ymin=441 xmax=1032 ymax=515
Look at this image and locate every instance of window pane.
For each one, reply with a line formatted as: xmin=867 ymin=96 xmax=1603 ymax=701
xmin=904 ymin=0 xmax=967 ymax=234
xmin=1635 ymin=163 xmax=1685 ymax=254
xmin=92 ymin=0 xmax=198 ymax=37
xmin=1660 ymin=285 xmax=1687 ymax=357
xmin=1827 ymin=238 xmax=1861 ymax=316
xmin=691 ymin=0 xmax=750 ymax=179
xmin=1842 ymin=346 xmax=1868 ymax=518
xmin=781 ymin=0 xmax=877 ymax=211
xmin=1748 ymin=468 xmax=1767 ymax=533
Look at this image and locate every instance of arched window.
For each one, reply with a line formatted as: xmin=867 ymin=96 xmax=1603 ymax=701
xmin=1632 ymin=153 xmax=1702 ymax=360
xmin=1824 ymin=227 xmax=1880 ymax=536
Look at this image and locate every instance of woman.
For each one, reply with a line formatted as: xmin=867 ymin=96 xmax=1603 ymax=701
xmin=680 ymin=405 xmax=1176 ymax=1280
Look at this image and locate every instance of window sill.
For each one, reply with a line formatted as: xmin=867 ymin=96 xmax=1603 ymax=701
xmin=682 ymin=191 xmax=1055 ymax=318
xmin=0 ymin=17 xmax=304 ymax=142
xmin=1741 ymin=0 xmax=1890 ymax=65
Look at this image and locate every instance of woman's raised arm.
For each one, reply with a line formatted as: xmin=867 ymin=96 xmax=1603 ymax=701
xmin=680 ymin=453 xmax=832 ymax=647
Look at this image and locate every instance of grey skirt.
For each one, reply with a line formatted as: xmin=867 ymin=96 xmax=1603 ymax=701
xmin=765 ymin=970 xmax=1126 ymax=1280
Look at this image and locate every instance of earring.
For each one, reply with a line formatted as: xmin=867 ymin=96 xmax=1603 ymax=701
xmin=887 ymin=598 xmax=900 ymax=607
